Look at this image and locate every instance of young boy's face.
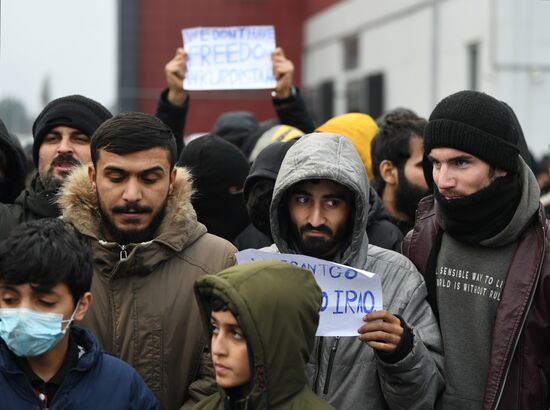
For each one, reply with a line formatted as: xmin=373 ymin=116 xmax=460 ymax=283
xmin=0 ymin=282 xmax=89 ymax=327
xmin=210 ymin=309 xmax=250 ymax=389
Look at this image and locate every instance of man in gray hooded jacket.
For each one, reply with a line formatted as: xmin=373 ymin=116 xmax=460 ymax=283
xmin=266 ymin=132 xmax=444 ymax=409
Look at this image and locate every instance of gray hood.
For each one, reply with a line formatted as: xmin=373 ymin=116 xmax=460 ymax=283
xmin=481 ymin=156 xmax=540 ymax=247
xmin=270 ymin=133 xmax=370 ymax=265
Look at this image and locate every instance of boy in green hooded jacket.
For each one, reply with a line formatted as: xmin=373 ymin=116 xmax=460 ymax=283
xmin=193 ymin=260 xmax=334 ymax=409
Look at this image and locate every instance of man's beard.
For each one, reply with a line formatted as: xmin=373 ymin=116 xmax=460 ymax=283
xmin=41 ymin=154 xmax=80 ymax=192
xmin=290 ymin=222 xmax=349 ymax=260
xmin=97 ymin=193 xmax=168 ymax=245
xmin=394 ymin=167 xmax=428 ymax=222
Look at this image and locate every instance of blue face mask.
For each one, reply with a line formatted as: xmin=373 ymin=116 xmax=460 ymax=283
xmin=0 ymin=302 xmax=80 ymax=357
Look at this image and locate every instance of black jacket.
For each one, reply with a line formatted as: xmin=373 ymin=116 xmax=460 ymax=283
xmin=0 ymin=173 xmax=59 ymax=241
xmin=0 ymin=120 xmax=27 ymax=203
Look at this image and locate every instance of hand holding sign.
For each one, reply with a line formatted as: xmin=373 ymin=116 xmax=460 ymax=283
xmin=236 ymin=249 xmax=383 ymax=337
xmin=272 ymin=47 xmax=294 ymax=98
xmin=358 ymin=310 xmax=404 ymax=353
xmin=165 ymin=48 xmax=188 ymax=106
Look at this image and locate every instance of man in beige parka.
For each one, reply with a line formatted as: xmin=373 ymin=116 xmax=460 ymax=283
xmin=58 ymin=112 xmax=237 ymax=410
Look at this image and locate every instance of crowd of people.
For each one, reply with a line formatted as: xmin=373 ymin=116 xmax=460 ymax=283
xmin=0 ymin=45 xmax=548 ymax=410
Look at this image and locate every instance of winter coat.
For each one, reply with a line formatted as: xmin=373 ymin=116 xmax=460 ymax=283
xmin=58 ymin=165 xmax=237 ymax=410
xmin=0 ymin=173 xmax=60 ymax=241
xmin=366 ymin=187 xmax=403 ymax=252
xmin=267 ymin=133 xmax=444 ymax=409
xmin=272 ymin=88 xmax=315 ymax=134
xmin=155 ymin=88 xmax=189 ymax=157
xmin=0 ymin=119 xmax=27 ymax=203
xmin=402 ymin=180 xmax=550 ymax=408
xmin=193 ymin=260 xmax=334 ymax=410
xmin=0 ymin=326 xmax=159 ymax=410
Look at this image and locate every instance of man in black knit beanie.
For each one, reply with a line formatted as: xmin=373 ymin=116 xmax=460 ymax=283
xmin=402 ymin=90 xmax=550 ymax=409
xmin=0 ymin=95 xmax=112 ymax=240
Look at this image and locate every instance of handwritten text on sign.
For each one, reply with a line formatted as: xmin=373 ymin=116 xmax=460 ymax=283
xmin=236 ymin=250 xmax=383 ymax=337
xmin=182 ymin=26 xmax=276 ymax=90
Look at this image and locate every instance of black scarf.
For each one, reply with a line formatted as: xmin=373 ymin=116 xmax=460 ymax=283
xmin=424 ymin=174 xmax=521 ymax=321
xmin=434 ymin=174 xmax=521 ymax=245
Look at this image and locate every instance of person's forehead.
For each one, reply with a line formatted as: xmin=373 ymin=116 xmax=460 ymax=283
xmin=97 ymin=147 xmax=171 ymax=171
xmin=0 ymin=282 xmax=70 ymax=296
xmin=294 ymin=179 xmax=350 ymax=194
xmin=48 ymin=125 xmax=86 ymax=135
xmin=429 ymin=147 xmax=479 ymax=160
xmin=211 ymin=309 xmax=239 ymax=325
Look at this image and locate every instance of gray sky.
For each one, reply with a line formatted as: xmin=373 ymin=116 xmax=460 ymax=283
xmin=0 ymin=0 xmax=116 ymax=120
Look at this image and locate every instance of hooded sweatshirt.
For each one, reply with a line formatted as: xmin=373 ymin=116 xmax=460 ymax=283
xmin=266 ymin=133 xmax=444 ymax=409
xmin=179 ymin=135 xmax=250 ymax=242
xmin=193 ymin=260 xmax=334 ymax=410
xmin=58 ymin=165 xmax=237 ymax=410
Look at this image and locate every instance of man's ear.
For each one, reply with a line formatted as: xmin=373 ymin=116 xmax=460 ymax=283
xmin=74 ymin=292 xmax=92 ymax=322
xmin=88 ymin=164 xmax=97 ymax=193
xmin=380 ymin=160 xmax=398 ymax=186
xmin=169 ymin=168 xmax=177 ymax=195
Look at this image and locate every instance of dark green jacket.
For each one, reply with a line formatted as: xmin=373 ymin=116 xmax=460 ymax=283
xmin=0 ymin=173 xmax=59 ymax=240
xmin=193 ymin=260 xmax=334 ymax=410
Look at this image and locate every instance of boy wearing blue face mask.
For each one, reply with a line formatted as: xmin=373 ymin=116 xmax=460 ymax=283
xmin=0 ymin=218 xmax=159 ymax=410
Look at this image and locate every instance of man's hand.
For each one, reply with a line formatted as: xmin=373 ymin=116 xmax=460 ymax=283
xmin=357 ymin=310 xmax=404 ymax=353
xmin=272 ymin=47 xmax=294 ymax=99
xmin=165 ymin=47 xmax=188 ymax=106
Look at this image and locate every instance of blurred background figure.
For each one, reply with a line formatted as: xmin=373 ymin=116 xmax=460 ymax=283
xmin=179 ymin=134 xmax=250 ymax=242
xmin=0 ymin=119 xmax=27 ymax=203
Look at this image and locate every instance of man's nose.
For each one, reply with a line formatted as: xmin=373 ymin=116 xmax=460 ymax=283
xmin=435 ymin=165 xmax=456 ymax=190
xmin=308 ymin=203 xmax=325 ymax=227
xmin=57 ymin=136 xmax=74 ymax=154
xmin=122 ymin=179 xmax=143 ymax=203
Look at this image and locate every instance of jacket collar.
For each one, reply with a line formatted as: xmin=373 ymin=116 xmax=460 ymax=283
xmin=58 ymin=165 xmax=205 ymax=277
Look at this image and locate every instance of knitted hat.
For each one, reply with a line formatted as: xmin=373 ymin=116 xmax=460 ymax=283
xmin=424 ymin=91 xmax=520 ymax=175
xmin=248 ymin=124 xmax=303 ymax=162
xmin=32 ymin=95 xmax=112 ymax=166
xmin=316 ymin=112 xmax=378 ymax=179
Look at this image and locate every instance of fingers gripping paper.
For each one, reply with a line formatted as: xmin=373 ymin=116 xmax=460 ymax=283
xmin=236 ymin=250 xmax=383 ymax=337
xmin=182 ymin=25 xmax=276 ymax=90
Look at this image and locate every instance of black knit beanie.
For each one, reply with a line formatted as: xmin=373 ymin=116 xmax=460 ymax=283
xmin=32 ymin=95 xmax=112 ymax=166
xmin=424 ymin=91 xmax=520 ymax=178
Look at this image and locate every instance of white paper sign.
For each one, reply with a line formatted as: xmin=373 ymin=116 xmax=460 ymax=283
xmin=182 ymin=25 xmax=276 ymax=90
xmin=236 ymin=249 xmax=383 ymax=337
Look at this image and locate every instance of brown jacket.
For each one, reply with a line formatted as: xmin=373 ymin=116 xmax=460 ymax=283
xmin=59 ymin=165 xmax=237 ymax=410
xmin=403 ymin=195 xmax=550 ymax=410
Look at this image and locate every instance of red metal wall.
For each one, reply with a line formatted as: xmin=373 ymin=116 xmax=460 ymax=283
xmin=136 ymin=0 xmax=312 ymax=134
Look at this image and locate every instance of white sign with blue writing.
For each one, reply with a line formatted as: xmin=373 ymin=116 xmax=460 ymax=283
xmin=236 ymin=249 xmax=383 ymax=337
xmin=182 ymin=25 xmax=276 ymax=90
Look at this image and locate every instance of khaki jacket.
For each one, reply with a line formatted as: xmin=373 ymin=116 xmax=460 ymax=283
xmin=59 ymin=165 xmax=237 ymax=410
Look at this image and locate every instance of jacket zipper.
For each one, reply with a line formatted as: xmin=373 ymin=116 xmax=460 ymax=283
xmin=119 ymin=244 xmax=128 ymax=261
xmin=492 ymin=245 xmax=544 ymax=409
xmin=312 ymin=337 xmax=324 ymax=393
xmin=323 ymin=336 xmax=340 ymax=395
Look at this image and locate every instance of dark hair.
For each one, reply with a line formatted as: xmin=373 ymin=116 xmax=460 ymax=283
xmin=210 ymin=294 xmax=230 ymax=312
xmin=371 ymin=113 xmax=427 ymax=193
xmin=0 ymin=219 xmax=93 ymax=307
xmin=90 ymin=112 xmax=177 ymax=168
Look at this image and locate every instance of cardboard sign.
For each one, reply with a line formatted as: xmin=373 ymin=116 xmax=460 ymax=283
xmin=182 ymin=25 xmax=276 ymax=90
xmin=236 ymin=249 xmax=383 ymax=337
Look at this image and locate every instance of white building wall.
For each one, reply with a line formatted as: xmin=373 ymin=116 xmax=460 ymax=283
xmin=303 ymin=0 xmax=550 ymax=155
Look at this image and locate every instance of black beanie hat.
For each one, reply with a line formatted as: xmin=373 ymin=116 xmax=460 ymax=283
xmin=424 ymin=90 xmax=520 ymax=176
xmin=32 ymin=95 xmax=112 ymax=166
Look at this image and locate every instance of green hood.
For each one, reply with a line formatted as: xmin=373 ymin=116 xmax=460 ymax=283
xmin=194 ymin=260 xmax=322 ymax=408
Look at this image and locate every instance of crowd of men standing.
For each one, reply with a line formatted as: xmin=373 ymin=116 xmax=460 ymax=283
xmin=0 ymin=46 xmax=548 ymax=410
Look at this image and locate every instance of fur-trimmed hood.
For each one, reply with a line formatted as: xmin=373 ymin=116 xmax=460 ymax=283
xmin=58 ymin=164 xmax=206 ymax=277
